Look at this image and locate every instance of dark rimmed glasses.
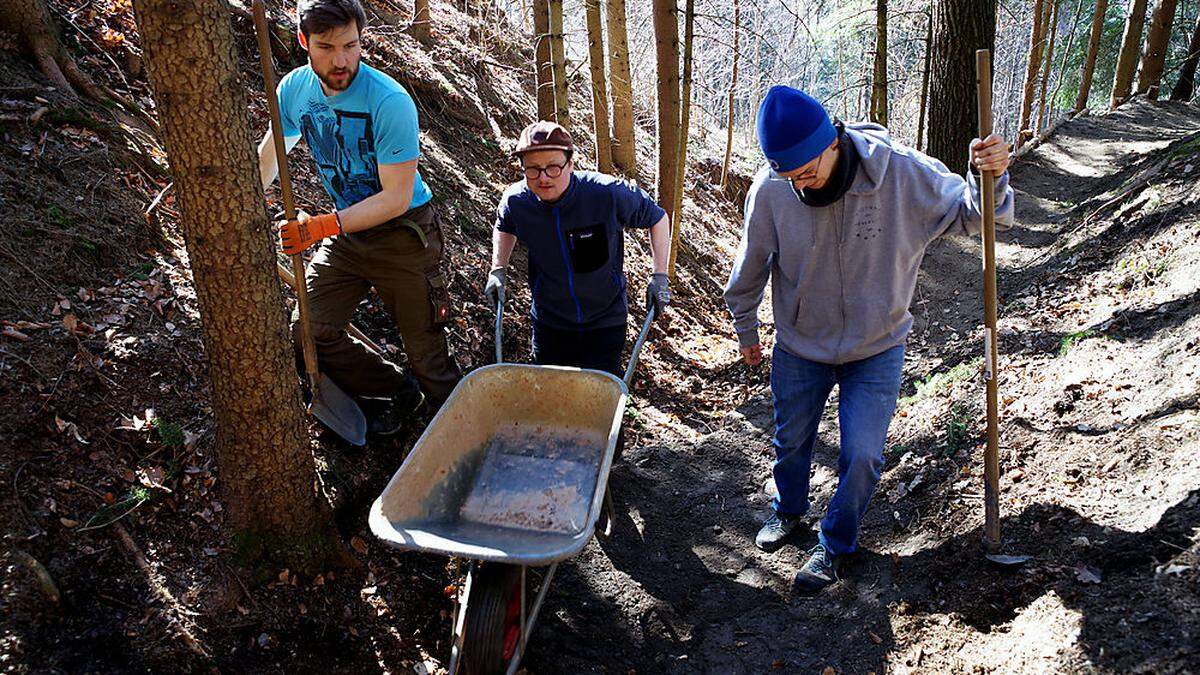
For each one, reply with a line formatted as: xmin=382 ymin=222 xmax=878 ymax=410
xmin=522 ymin=162 xmax=568 ymax=180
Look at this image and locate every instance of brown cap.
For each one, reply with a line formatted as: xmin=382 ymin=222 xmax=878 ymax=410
xmin=513 ymin=121 xmax=574 ymax=156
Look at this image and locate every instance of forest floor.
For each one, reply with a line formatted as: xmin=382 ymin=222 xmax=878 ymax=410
xmin=3 ymin=1 xmax=1200 ymax=672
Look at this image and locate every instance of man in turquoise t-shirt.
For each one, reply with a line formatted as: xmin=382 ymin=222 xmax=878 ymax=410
xmin=258 ymin=0 xmax=460 ymax=435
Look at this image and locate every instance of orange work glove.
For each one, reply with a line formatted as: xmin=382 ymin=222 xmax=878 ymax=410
xmin=278 ymin=212 xmax=340 ymax=255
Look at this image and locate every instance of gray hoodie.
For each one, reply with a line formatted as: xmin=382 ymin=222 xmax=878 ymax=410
xmin=723 ymin=123 xmax=1014 ymax=365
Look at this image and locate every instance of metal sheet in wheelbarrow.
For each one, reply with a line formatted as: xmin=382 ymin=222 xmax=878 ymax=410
xmin=369 ymin=363 xmax=626 ymax=566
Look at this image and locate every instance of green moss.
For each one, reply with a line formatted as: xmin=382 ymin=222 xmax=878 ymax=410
xmin=231 ymin=527 xmax=349 ymax=579
xmin=900 ymin=359 xmax=979 ymax=406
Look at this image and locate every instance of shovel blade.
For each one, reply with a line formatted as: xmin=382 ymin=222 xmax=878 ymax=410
xmin=308 ymin=372 xmax=367 ymax=446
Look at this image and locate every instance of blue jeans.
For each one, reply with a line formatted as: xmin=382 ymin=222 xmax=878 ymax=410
xmin=770 ymin=343 xmax=905 ymax=557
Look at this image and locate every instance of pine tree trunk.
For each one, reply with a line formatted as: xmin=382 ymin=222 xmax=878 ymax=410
xmin=532 ymin=0 xmax=555 ymax=121
xmin=1170 ymin=11 xmax=1200 ymax=101
xmin=917 ymin=6 xmax=933 ymax=151
xmin=1135 ymin=0 xmax=1179 ymax=98
xmin=1036 ymin=0 xmax=1060 ymax=133
xmin=1074 ymin=0 xmax=1110 ymax=112
xmin=1050 ymin=0 xmax=1086 ymax=121
xmin=668 ymin=0 xmax=693 ymax=279
xmin=1018 ymin=0 xmax=1048 ymax=148
xmin=130 ymin=0 xmax=343 ymax=573
xmin=548 ymin=0 xmax=571 ymax=129
xmin=720 ymin=0 xmax=740 ymax=189
xmin=927 ymin=0 xmax=997 ymax=170
xmin=606 ymin=0 xmax=637 ymax=176
xmin=410 ymin=0 xmax=431 ymax=43
xmin=584 ymin=0 xmax=612 ymax=173
xmin=0 ymin=0 xmax=105 ymax=99
xmin=653 ymin=0 xmax=680 ymax=224
xmin=870 ymin=0 xmax=889 ymax=125
xmin=1111 ymin=0 xmax=1150 ymax=107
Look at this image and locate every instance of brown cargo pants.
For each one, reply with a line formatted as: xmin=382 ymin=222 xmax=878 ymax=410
xmin=291 ymin=201 xmax=461 ymax=406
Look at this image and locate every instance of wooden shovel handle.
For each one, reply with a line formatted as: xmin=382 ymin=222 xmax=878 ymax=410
xmin=275 ymin=262 xmax=384 ymax=355
xmin=976 ymin=49 xmax=1001 ymax=550
xmin=253 ymin=0 xmax=319 ymax=392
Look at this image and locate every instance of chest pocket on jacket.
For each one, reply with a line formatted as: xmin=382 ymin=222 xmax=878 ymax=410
xmin=566 ymin=223 xmax=609 ymax=274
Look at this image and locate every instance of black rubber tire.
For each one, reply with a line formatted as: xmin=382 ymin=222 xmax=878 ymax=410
xmin=460 ymin=562 xmax=522 ymax=675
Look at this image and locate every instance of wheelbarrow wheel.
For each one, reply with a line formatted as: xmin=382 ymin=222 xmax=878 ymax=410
xmin=460 ymin=562 xmax=523 ymax=675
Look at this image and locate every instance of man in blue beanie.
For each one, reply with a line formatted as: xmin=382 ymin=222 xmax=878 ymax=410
xmin=724 ymin=85 xmax=1014 ymax=594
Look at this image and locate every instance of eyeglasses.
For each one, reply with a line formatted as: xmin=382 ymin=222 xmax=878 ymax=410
xmin=522 ymin=162 xmax=568 ymax=180
xmin=769 ymin=152 xmax=824 ymax=187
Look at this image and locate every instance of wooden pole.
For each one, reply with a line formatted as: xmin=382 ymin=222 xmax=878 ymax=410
xmin=976 ymin=49 xmax=1001 ymax=551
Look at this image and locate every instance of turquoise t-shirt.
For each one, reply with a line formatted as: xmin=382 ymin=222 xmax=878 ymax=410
xmin=277 ymin=62 xmax=433 ymax=211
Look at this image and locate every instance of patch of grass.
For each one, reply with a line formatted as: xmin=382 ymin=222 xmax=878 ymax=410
xmin=900 ymin=359 xmax=979 ymax=406
xmin=1058 ymin=329 xmax=1097 ymax=357
xmin=130 ymin=261 xmax=154 ymax=281
xmin=46 ymin=205 xmax=71 ymax=228
xmin=152 ymin=417 xmax=185 ymax=448
xmin=944 ymin=404 xmax=972 ymax=456
xmin=80 ymin=486 xmax=153 ymax=530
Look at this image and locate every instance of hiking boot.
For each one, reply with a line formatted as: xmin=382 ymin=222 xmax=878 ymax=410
xmin=755 ymin=510 xmax=804 ymax=552
xmin=793 ymin=543 xmax=840 ymax=594
xmin=363 ymin=380 xmax=425 ymax=437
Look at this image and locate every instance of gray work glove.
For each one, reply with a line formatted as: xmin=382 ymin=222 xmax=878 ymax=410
xmin=645 ymin=272 xmax=670 ymax=316
xmin=484 ymin=267 xmax=507 ymax=308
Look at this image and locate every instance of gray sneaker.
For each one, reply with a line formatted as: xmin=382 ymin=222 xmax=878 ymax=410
xmin=793 ymin=543 xmax=840 ymax=594
xmin=755 ymin=510 xmax=803 ymax=552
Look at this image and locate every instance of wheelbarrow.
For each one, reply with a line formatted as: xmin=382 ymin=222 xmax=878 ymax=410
xmin=369 ymin=295 xmax=656 ymax=674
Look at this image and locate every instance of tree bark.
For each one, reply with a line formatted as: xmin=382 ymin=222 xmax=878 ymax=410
xmin=606 ymin=0 xmax=637 ymax=176
xmin=653 ymin=0 xmax=680 ymax=224
xmin=409 ymin=0 xmax=432 ymax=44
xmin=1135 ymin=0 xmax=1179 ymax=98
xmin=917 ymin=6 xmax=933 ymax=151
xmin=548 ymin=0 xmax=571 ymax=129
xmin=1074 ymin=0 xmax=1110 ymax=112
xmin=870 ymin=0 xmax=889 ymax=125
xmin=1036 ymin=0 xmax=1060 ymax=133
xmin=1050 ymin=0 xmax=1086 ymax=122
xmin=584 ymin=0 xmax=612 ymax=173
xmin=1111 ymin=0 xmax=1150 ymax=107
xmin=1018 ymin=0 xmax=1048 ymax=148
xmin=130 ymin=0 xmax=343 ymax=573
xmin=1170 ymin=11 xmax=1200 ymax=101
xmin=532 ymin=0 xmax=555 ymax=121
xmin=668 ymin=0 xmax=694 ymax=279
xmin=927 ymin=0 xmax=996 ymax=171
xmin=721 ymin=0 xmax=740 ymax=189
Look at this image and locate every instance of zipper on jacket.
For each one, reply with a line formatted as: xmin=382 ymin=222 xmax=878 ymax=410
xmin=553 ymin=207 xmax=584 ymax=323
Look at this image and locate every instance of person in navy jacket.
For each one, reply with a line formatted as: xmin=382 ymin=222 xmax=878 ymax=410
xmin=485 ymin=121 xmax=671 ymax=376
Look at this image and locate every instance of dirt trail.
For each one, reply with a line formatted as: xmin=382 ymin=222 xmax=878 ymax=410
xmin=523 ymin=100 xmax=1200 ymax=673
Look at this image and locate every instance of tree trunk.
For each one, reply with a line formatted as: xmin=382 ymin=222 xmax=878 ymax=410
xmin=130 ymin=0 xmax=343 ymax=573
xmin=653 ymin=0 xmax=680 ymax=224
xmin=1050 ymin=0 xmax=1086 ymax=122
xmin=870 ymin=0 xmax=889 ymax=125
xmin=668 ymin=0 xmax=693 ymax=279
xmin=1111 ymin=0 xmax=1150 ymax=107
xmin=1036 ymin=0 xmax=1060 ymax=133
xmin=1135 ymin=0 xmax=1179 ymax=98
xmin=410 ymin=0 xmax=431 ymax=44
xmin=1074 ymin=0 xmax=1110 ymax=112
xmin=917 ymin=6 xmax=933 ymax=151
xmin=606 ymin=0 xmax=637 ymax=176
xmin=548 ymin=0 xmax=571 ymax=129
xmin=1170 ymin=11 xmax=1200 ymax=101
xmin=927 ymin=0 xmax=997 ymax=170
xmin=532 ymin=0 xmax=555 ymax=121
xmin=584 ymin=0 xmax=612 ymax=173
xmin=721 ymin=0 xmax=740 ymax=189
xmin=1018 ymin=0 xmax=1048 ymax=148
xmin=0 ymin=0 xmax=106 ymax=100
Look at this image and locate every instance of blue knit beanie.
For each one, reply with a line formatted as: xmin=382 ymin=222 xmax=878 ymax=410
xmin=756 ymin=86 xmax=837 ymax=173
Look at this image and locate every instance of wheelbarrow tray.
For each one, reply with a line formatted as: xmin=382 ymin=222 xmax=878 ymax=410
xmin=369 ymin=364 xmax=627 ymax=566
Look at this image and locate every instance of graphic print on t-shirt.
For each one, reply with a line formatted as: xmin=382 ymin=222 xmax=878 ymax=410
xmin=299 ymin=105 xmax=381 ymax=209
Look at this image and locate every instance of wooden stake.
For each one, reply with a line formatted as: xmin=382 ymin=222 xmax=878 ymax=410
xmin=976 ymin=49 xmax=1001 ymax=551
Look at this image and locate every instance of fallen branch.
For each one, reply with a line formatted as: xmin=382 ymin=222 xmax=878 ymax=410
xmin=111 ymin=523 xmax=209 ymax=659
xmin=11 ymin=548 xmax=61 ymax=603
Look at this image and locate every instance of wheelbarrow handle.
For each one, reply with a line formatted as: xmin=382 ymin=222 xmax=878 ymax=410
xmin=623 ymin=306 xmax=656 ymax=390
xmin=493 ymin=288 xmax=506 ymax=364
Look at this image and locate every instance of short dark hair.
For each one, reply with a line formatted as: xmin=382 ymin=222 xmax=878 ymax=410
xmin=298 ymin=0 xmax=366 ymax=39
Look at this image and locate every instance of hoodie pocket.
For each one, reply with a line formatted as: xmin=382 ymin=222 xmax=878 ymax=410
xmin=566 ymin=223 xmax=609 ymax=273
